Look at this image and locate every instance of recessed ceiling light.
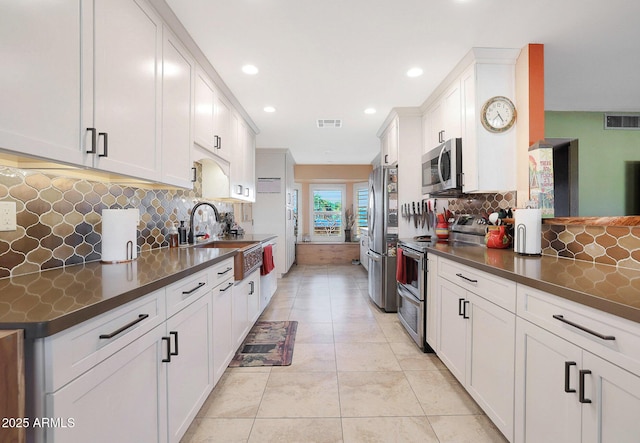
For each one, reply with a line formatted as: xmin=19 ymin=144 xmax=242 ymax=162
xmin=406 ymin=67 xmax=424 ymax=78
xmin=364 ymin=108 xmax=377 ymax=115
xmin=242 ymin=64 xmax=259 ymax=75
xmin=263 ymin=106 xmax=276 ymax=113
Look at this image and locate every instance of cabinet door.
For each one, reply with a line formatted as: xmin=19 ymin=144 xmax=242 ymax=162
xmin=444 ymin=81 xmax=462 ymax=139
xmin=467 ymin=292 xmax=515 ymax=440
xmin=212 ymin=278 xmax=234 ymax=384
xmin=229 ymin=113 xmax=244 ymax=199
xmin=91 ymin=0 xmax=162 ymax=181
xmin=166 ymin=294 xmax=214 ymax=443
xmin=46 ymin=325 xmax=167 ymax=443
xmin=213 ymin=94 xmax=232 ymax=161
xmin=0 ymin=1 xmax=85 ymax=165
xmin=514 ymin=318 xmax=582 ymax=443
xmin=242 ymin=122 xmax=256 ymax=201
xmin=233 ymin=279 xmax=249 ymax=348
xmin=425 ymin=101 xmax=444 ymax=148
xmin=247 ymin=271 xmax=261 ymax=325
xmin=161 ymin=27 xmax=194 ymax=188
xmin=382 ymin=119 xmax=398 ymax=165
xmin=436 ymin=277 xmax=468 ymax=384
xmin=194 ymin=68 xmax=215 ymax=151
xmin=582 ymin=352 xmax=640 ymax=443
xmin=461 ymin=64 xmax=479 ymax=193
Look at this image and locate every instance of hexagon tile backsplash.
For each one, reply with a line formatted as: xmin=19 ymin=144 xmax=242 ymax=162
xmin=0 ymin=164 xmax=231 ymax=278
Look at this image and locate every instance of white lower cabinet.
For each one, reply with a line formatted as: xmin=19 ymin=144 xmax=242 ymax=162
xmin=212 ymin=275 xmax=235 ymax=385
xmin=436 ymin=273 xmax=515 ymax=440
xmin=515 ymin=317 xmax=640 ymax=443
xmin=232 ymin=270 xmax=261 ymax=350
xmin=46 ymin=324 xmax=167 ymax=443
xmin=515 ymin=290 xmax=640 ymax=443
xmin=36 ymin=258 xmax=245 ymax=443
xmin=434 ymin=256 xmax=640 ymax=443
xmin=246 ymin=270 xmax=261 ymax=325
xmin=436 ymin=277 xmax=468 ymax=383
xmin=166 ymin=293 xmax=213 ymax=443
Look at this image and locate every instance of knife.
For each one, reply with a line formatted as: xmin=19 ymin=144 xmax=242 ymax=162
xmin=412 ymin=202 xmax=417 ymax=229
xmin=421 ymin=201 xmax=427 ymax=229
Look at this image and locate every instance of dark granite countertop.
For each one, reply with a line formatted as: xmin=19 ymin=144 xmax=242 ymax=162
xmin=0 ymin=235 xmax=276 ymax=339
xmin=426 ymin=241 xmax=640 ymax=324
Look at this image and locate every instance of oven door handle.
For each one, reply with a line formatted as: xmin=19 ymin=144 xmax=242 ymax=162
xmin=397 ymin=282 xmax=422 ymax=303
xmin=400 ymin=248 xmax=422 ymax=261
xmin=398 ymin=284 xmax=421 ymax=304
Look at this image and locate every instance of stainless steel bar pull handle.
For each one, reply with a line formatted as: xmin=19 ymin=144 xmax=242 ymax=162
xmin=218 ymin=267 xmax=233 ymax=276
xmin=564 ymin=361 xmax=577 ymax=393
xmin=553 ymin=315 xmax=616 ymax=341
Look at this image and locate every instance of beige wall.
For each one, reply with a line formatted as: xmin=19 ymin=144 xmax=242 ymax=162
xmin=294 ymin=164 xmax=372 ymax=237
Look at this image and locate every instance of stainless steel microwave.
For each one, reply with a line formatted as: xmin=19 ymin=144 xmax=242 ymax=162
xmin=421 ymin=138 xmax=462 ymax=196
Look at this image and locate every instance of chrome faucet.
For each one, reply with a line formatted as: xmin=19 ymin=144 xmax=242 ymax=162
xmin=188 ymin=201 xmax=220 ymax=244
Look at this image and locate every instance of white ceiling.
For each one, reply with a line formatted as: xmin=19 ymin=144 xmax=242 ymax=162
xmin=165 ymin=0 xmax=640 ymax=165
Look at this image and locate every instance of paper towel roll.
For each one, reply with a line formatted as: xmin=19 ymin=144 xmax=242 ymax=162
xmin=101 ymin=209 xmax=139 ymax=263
xmin=514 ymin=208 xmax=541 ymax=255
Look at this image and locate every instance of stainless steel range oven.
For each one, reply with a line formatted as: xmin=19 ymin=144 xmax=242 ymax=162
xmin=396 ymin=239 xmax=434 ymax=352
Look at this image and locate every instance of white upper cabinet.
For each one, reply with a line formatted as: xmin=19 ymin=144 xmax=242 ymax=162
xmin=0 ymin=1 xmax=85 ymax=165
xmin=460 ymin=54 xmax=518 ymax=193
xmin=194 ymin=68 xmax=216 ymax=153
xmin=87 ymin=0 xmax=163 ymax=181
xmin=423 ymin=80 xmax=461 ymax=151
xmin=161 ymin=26 xmax=195 ymax=188
xmin=1 ymin=0 xmax=255 ymax=190
xmin=380 ymin=117 xmax=398 ymax=166
xmin=420 ymin=48 xmax=520 ymax=194
xmin=194 ymin=67 xmax=232 ymax=162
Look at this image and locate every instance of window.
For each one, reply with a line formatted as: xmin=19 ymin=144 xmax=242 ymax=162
xmin=310 ymin=184 xmax=345 ymax=241
xmin=354 ymin=182 xmax=368 ymax=237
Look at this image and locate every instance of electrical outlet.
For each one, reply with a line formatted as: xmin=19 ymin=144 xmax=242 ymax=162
xmin=0 ymin=201 xmax=17 ymax=231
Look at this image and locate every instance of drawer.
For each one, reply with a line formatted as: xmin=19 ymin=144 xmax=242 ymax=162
xmin=166 ymin=268 xmax=210 ymax=317
xmin=517 ymin=284 xmax=640 ymax=375
xmin=44 ymin=289 xmax=165 ymax=392
xmin=439 ymin=257 xmax=516 ymax=312
xmin=209 ymin=258 xmax=234 ymax=287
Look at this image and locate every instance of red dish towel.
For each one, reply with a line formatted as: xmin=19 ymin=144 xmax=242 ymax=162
xmin=261 ymin=244 xmax=275 ymax=276
xmin=396 ymin=248 xmax=407 ymax=284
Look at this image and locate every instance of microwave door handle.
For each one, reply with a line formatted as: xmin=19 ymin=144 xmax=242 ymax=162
xmin=437 ymin=143 xmax=447 ymax=185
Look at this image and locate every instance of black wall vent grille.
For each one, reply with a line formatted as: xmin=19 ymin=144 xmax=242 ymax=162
xmin=605 ymin=113 xmax=640 ymax=130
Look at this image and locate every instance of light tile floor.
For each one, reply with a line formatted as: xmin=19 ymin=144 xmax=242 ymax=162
xmin=181 ymin=264 xmax=508 ymax=443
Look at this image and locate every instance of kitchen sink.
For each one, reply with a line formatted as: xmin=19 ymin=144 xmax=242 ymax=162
xmin=194 ymin=240 xmax=263 ymax=281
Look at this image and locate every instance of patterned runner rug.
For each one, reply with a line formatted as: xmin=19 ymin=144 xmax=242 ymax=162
xmin=228 ymin=321 xmax=298 ymax=367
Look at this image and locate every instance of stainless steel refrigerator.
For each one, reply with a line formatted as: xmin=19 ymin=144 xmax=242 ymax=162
xmin=366 ymin=165 xmax=398 ymax=312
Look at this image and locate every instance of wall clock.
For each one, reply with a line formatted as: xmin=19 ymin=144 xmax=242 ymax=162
xmin=480 ymin=96 xmax=517 ymax=133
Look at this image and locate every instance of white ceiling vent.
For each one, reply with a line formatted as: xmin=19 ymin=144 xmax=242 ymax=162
xmin=317 ymin=119 xmax=342 ymax=128
xmin=605 ymin=113 xmax=640 ymax=130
